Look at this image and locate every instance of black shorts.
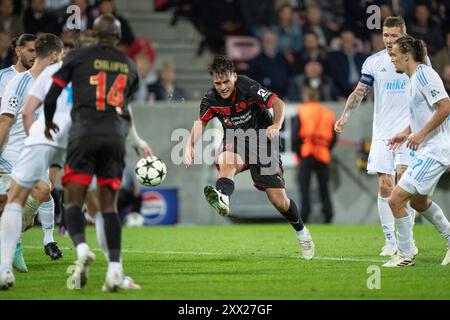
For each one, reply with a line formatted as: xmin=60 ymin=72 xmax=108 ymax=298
xmin=62 ymin=135 xmax=126 ymax=190
xmin=219 ymin=135 xmax=285 ymax=191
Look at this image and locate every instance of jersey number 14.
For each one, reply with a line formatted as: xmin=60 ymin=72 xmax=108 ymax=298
xmin=89 ymin=71 xmax=127 ymax=111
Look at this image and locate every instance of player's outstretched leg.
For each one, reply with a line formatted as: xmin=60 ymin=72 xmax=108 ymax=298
xmin=204 ymin=177 xmax=234 ymax=216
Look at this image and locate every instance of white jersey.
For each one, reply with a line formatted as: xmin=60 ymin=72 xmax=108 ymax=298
xmin=0 ymin=65 xmax=19 ymax=98
xmin=25 ymin=62 xmax=72 ymax=148
xmin=360 ymin=49 xmax=431 ymax=140
xmin=408 ymin=64 xmax=450 ymax=165
xmin=0 ymin=71 xmax=34 ymax=169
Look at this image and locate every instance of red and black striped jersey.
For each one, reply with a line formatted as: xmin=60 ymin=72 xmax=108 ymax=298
xmin=51 ymin=44 xmax=139 ymax=138
xmin=199 ymin=75 xmax=277 ymax=131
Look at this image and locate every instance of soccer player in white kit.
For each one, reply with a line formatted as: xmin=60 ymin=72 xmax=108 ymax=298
xmin=335 ymin=17 xmax=418 ymax=256
xmin=0 ymin=34 xmax=64 ymax=289
xmin=383 ymin=36 xmax=450 ymax=267
xmin=0 ymin=34 xmax=36 ymax=272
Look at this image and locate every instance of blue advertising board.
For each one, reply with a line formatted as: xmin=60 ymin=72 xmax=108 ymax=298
xmin=140 ymin=187 xmax=178 ymax=225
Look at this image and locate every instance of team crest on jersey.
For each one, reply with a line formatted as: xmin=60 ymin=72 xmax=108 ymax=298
xmin=8 ymin=96 xmax=19 ymax=109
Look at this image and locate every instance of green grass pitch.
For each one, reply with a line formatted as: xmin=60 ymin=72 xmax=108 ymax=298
xmin=1 ymin=224 xmax=449 ymax=300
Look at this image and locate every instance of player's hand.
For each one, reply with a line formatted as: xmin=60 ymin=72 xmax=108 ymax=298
xmin=406 ymin=132 xmax=425 ymax=151
xmin=334 ymin=115 xmax=348 ymax=133
xmin=134 ymin=142 xmax=153 ymax=158
xmin=44 ymin=121 xmax=59 ymax=141
xmin=184 ymin=144 xmax=195 ymax=168
xmin=266 ymin=124 xmax=281 ymax=140
xmin=388 ymin=132 xmax=409 ymax=150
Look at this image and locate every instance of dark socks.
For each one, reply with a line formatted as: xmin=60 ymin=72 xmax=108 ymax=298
xmin=216 ymin=177 xmax=235 ymax=196
xmin=65 ymin=206 xmax=86 ymax=246
xmin=280 ymin=199 xmax=305 ymax=232
xmin=102 ymin=212 xmax=122 ymax=262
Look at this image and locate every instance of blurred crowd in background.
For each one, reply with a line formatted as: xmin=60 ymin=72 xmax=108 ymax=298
xmin=1 ymin=0 xmax=450 ymax=104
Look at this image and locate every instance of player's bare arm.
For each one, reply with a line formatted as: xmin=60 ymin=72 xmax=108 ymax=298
xmin=388 ymin=126 xmax=411 ymax=150
xmin=22 ymin=95 xmax=42 ymax=135
xmin=0 ymin=114 xmax=14 ymax=151
xmin=334 ymin=82 xmax=370 ymax=133
xmin=407 ymin=97 xmax=450 ymax=151
xmin=266 ymin=96 xmax=284 ymax=140
xmin=184 ymin=120 xmax=207 ymax=168
xmin=126 ymin=105 xmax=153 ymax=157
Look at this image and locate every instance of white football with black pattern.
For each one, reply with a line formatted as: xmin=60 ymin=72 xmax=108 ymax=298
xmin=135 ymin=156 xmax=167 ymax=187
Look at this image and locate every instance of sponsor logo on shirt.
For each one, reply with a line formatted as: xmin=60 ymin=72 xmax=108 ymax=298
xmin=385 ymin=79 xmax=407 ymax=92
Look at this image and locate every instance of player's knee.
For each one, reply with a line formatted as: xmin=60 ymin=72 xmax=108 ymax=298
xmin=379 ymin=181 xmax=394 ymax=197
xmin=31 ymin=182 xmax=52 ymax=202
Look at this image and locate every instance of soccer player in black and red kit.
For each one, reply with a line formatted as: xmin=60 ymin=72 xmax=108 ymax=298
xmin=184 ymin=55 xmax=315 ymax=259
xmin=44 ymin=14 xmax=151 ymax=292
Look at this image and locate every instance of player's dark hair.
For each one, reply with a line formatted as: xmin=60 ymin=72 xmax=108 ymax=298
xmin=208 ymin=55 xmax=234 ymax=76
xmin=10 ymin=33 xmax=36 ymax=55
xmin=35 ymin=33 xmax=64 ymax=58
xmin=394 ymin=36 xmax=427 ymax=64
xmin=383 ymin=16 xmax=406 ymax=34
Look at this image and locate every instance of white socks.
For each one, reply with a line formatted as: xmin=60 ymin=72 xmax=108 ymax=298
xmin=421 ymin=201 xmax=450 ymax=246
xmin=377 ymin=195 xmax=396 ymax=244
xmin=76 ymin=242 xmax=90 ymax=259
xmin=406 ymin=202 xmax=416 ymax=225
xmin=296 ymin=227 xmax=308 ymax=239
xmin=94 ymin=212 xmax=109 ymax=261
xmin=38 ymin=197 xmax=55 ymax=245
xmin=395 ymin=215 xmax=414 ymax=258
xmin=0 ymin=204 xmax=23 ymax=270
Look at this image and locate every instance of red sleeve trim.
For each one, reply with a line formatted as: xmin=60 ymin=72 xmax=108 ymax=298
xmin=52 ymin=76 xmax=67 ymax=88
xmin=266 ymin=94 xmax=277 ymax=109
xmin=199 ymin=115 xmax=209 ymax=123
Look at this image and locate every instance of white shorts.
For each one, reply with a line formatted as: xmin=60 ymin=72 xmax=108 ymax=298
xmin=12 ymin=145 xmax=65 ymax=189
xmin=398 ymin=153 xmax=449 ymax=196
xmin=0 ymin=174 xmax=11 ymax=195
xmin=367 ymin=139 xmax=414 ymax=176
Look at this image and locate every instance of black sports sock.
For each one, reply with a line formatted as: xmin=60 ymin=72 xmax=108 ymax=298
xmin=65 ymin=206 xmax=86 ymax=246
xmin=102 ymin=212 xmax=122 ymax=262
xmin=280 ymin=199 xmax=305 ymax=232
xmin=215 ymin=177 xmax=235 ymax=196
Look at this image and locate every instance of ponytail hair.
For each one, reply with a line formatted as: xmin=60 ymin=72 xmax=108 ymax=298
xmin=394 ymin=36 xmax=427 ymax=64
xmin=10 ymin=33 xmax=36 ymax=57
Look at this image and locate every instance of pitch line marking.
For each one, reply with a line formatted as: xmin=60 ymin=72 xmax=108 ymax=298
xmin=24 ymin=245 xmax=386 ymax=263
